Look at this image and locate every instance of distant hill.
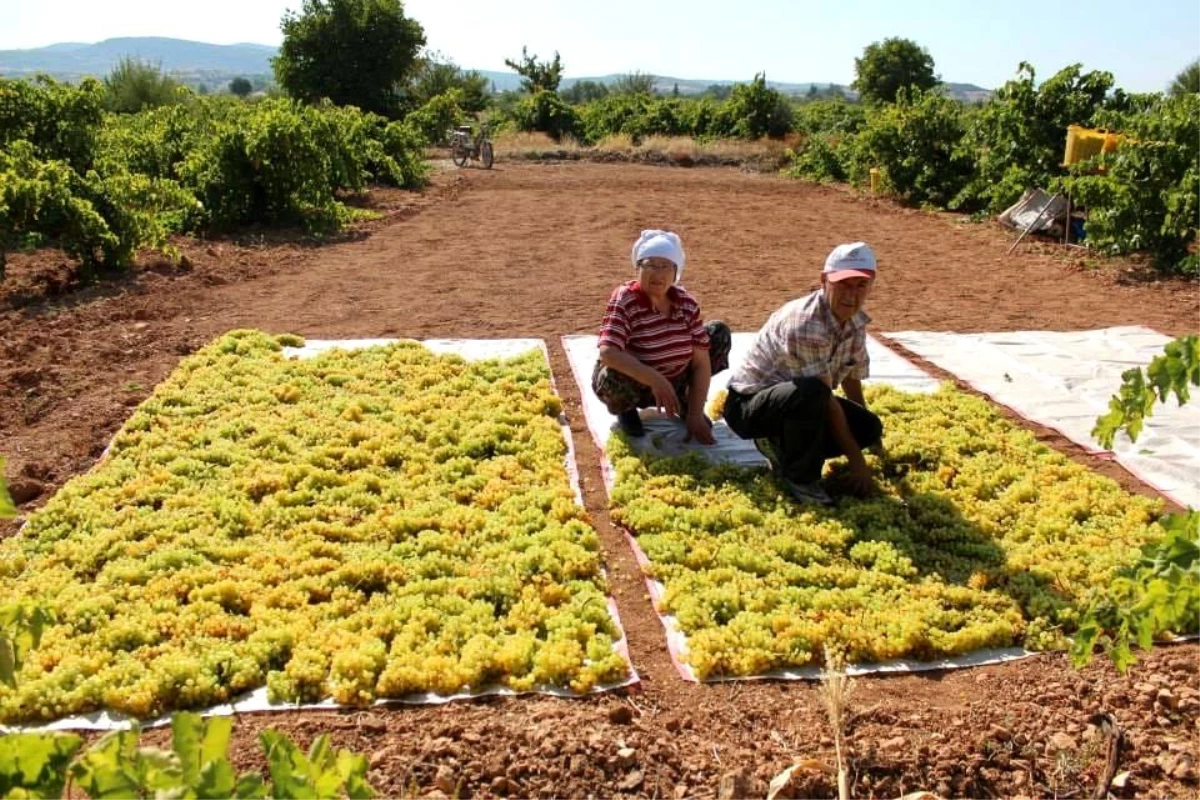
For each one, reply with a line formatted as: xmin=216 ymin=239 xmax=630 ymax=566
xmin=943 ymin=81 xmax=994 ymax=104
xmin=482 ymin=70 xmax=990 ymax=102
xmin=0 ymin=37 xmax=992 ymax=102
xmin=478 ymin=70 xmax=853 ymax=98
xmin=0 ymin=37 xmax=275 ymax=83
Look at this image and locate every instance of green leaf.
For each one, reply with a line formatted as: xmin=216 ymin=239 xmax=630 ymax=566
xmin=69 ymin=731 xmax=144 ymax=800
xmin=234 ymin=771 xmax=269 ymax=799
xmin=258 ymin=729 xmax=376 ymax=800
xmin=172 ymin=712 xmax=206 ymax=786
xmin=336 ymin=751 xmax=375 ymax=800
xmin=306 ymin=735 xmax=333 ymax=770
xmin=14 ymin=734 xmax=83 ymax=784
xmin=261 ymin=730 xmax=317 ymax=800
xmin=1092 ymin=401 xmax=1128 ymax=449
xmin=0 ymin=601 xmax=57 ymax=689
xmin=196 ymin=760 xmax=237 ymax=799
xmin=0 ymin=732 xmax=82 ymax=798
xmin=1068 ymin=621 xmax=1099 ymax=668
xmin=0 ymin=455 xmax=16 ymax=516
xmin=0 ymin=472 xmax=16 ymax=518
xmin=163 ymin=713 xmax=236 ymax=797
xmin=1110 ymin=635 xmax=1136 ymax=675
xmin=171 ymin=711 xmax=235 ymax=795
xmin=0 ymin=638 xmax=15 ymax=689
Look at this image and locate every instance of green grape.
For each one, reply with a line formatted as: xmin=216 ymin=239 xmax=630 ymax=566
xmin=607 ymin=382 xmax=1166 ymax=677
xmin=0 ymin=332 xmax=630 ymax=724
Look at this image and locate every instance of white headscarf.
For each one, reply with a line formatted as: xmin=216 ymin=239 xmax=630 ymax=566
xmin=631 ymin=230 xmax=686 ymax=279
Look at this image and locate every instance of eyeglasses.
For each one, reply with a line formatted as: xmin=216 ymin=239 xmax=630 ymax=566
xmin=637 ymin=260 xmax=676 ymax=273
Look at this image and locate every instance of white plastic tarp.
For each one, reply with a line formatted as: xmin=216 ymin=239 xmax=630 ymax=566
xmin=885 ymin=326 xmax=1200 ymax=509
xmin=997 ymin=188 xmax=1067 ymax=233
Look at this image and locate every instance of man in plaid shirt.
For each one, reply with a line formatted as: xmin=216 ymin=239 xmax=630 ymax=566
xmin=723 ymin=242 xmax=883 ymax=505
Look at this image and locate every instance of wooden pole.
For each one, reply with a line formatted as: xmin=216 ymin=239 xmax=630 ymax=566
xmin=1064 ymin=192 xmax=1072 ymax=245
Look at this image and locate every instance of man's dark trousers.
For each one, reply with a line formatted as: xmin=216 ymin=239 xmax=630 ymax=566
xmin=724 ymin=377 xmax=882 ymax=484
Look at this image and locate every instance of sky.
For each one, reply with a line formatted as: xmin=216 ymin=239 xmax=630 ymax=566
xmin=0 ymin=0 xmax=1197 ymax=92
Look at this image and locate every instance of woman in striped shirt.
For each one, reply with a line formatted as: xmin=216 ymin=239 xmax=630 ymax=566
xmin=592 ymin=230 xmax=730 ymax=442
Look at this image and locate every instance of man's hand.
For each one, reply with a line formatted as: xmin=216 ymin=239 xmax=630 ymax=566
xmin=651 ymin=373 xmax=680 ymax=416
xmin=846 ymin=457 xmax=876 ymax=497
xmin=684 ymin=411 xmax=716 ymax=445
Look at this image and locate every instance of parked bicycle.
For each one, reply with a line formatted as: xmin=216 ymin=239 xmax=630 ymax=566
xmin=448 ymin=122 xmax=494 ymax=169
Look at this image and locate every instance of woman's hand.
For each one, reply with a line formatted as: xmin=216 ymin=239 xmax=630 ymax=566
xmin=599 ymin=345 xmax=680 ymax=416
xmin=651 ymin=373 xmax=680 ymax=416
xmin=685 ymin=410 xmax=716 ymax=445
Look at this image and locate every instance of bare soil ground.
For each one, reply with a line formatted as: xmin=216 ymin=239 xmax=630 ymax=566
xmin=2 ymin=161 xmax=1197 ymax=799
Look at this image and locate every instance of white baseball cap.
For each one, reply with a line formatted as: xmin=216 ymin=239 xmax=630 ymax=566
xmin=822 ymin=242 xmax=877 ymax=281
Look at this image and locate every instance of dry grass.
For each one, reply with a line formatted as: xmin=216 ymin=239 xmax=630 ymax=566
xmin=492 ymin=130 xmax=586 ymax=156
xmin=642 ymin=134 xmax=793 ymax=160
xmin=491 ymin=130 xmax=793 ymax=170
xmin=818 ymin=649 xmax=856 ymax=800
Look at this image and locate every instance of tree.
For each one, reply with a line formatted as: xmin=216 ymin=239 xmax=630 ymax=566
xmin=228 ymin=77 xmax=253 ymax=97
xmin=103 ymin=57 xmax=184 ymax=113
xmin=404 ymin=51 xmax=490 ymax=114
xmin=855 ymin=87 xmax=973 ymax=206
xmin=504 ymin=46 xmax=564 ymax=93
xmin=954 ymin=62 xmax=1115 ymax=214
xmin=511 ymin=89 xmax=579 ymax=141
xmin=273 ymin=0 xmax=426 ymax=117
xmin=561 ymin=79 xmax=609 ymax=105
xmin=613 ymin=71 xmax=656 ymax=96
xmin=1169 ymin=58 xmax=1200 ymax=96
xmin=725 ymin=73 xmax=794 ymax=139
xmin=852 ymin=37 xmax=938 ymax=104
xmin=702 ymin=83 xmax=732 ymax=100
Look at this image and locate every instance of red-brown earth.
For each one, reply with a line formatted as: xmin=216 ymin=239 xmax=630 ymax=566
xmin=2 ymin=161 xmax=1197 ymax=799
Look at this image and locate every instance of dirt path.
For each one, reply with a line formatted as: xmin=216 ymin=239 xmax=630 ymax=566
xmin=2 ymin=161 xmax=1197 ymax=799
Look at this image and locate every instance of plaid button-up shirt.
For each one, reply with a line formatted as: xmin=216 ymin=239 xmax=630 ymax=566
xmin=728 ymin=289 xmax=870 ymax=394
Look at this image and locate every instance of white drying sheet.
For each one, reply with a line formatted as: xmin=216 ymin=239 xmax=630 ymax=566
xmin=885 ymin=326 xmax=1200 ymax=509
xmin=4 ymin=338 xmax=636 ymax=733
xmin=563 ymin=333 xmax=940 ymax=482
xmin=563 ymin=333 xmax=1039 ymax=680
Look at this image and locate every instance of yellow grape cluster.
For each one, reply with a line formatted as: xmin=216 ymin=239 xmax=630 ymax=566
xmin=609 ymin=382 xmax=1164 ymax=680
xmin=0 ymin=330 xmax=629 ymax=724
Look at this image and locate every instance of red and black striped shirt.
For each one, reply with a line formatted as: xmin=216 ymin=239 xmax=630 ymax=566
xmin=598 ymin=281 xmax=710 ymax=379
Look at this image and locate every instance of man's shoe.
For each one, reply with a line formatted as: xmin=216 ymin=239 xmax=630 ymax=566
xmin=617 ymin=409 xmax=645 ymax=438
xmin=780 ymin=477 xmax=833 ymax=506
xmin=753 ymin=438 xmax=783 ymax=475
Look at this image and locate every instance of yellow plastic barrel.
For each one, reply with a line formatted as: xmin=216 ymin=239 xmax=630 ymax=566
xmin=869 ymin=167 xmax=881 ymax=195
